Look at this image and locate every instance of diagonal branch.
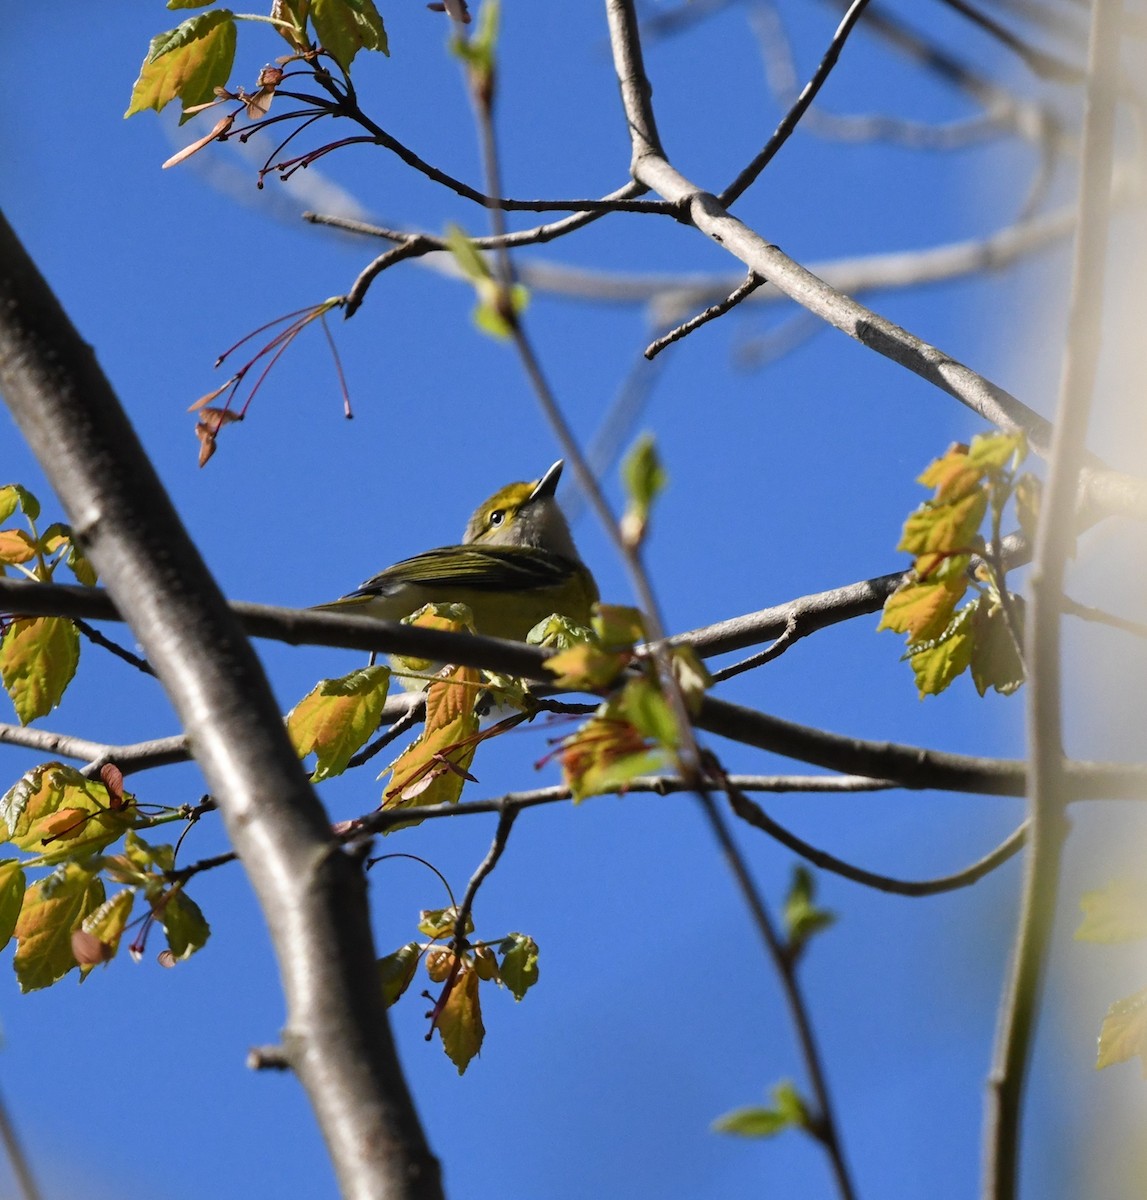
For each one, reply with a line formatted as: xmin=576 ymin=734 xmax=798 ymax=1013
xmin=0 ymin=210 xmax=442 ymax=1200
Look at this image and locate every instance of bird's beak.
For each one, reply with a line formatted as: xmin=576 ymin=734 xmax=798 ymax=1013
xmin=529 ymin=460 xmax=564 ymax=502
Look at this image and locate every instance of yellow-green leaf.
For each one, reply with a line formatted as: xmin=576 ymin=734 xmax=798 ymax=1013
xmin=558 ymin=713 xmax=666 ymax=802
xmin=1076 ymin=880 xmax=1147 ymax=944
xmin=76 ymin=889 xmax=136 ymax=975
xmin=436 ymin=965 xmax=485 ymax=1074
xmin=544 ymin=642 xmax=628 ymax=691
xmin=0 ymin=762 xmax=134 ymax=864
xmin=967 ymin=430 xmax=1025 ymax=472
xmin=1097 ymin=987 xmax=1147 ymax=1073
xmin=783 ymin=865 xmax=835 ymax=954
xmin=1015 ymin=473 xmax=1042 ymax=546
xmin=13 ymin=864 xmax=105 ymax=992
xmin=592 ymin=605 xmax=647 ymax=649
xmin=0 ymin=485 xmax=40 ymax=525
xmin=620 ymin=433 xmax=666 ymax=548
xmin=917 ymin=443 xmax=979 ymax=502
xmin=287 ymin=665 xmax=390 ymax=782
xmin=878 ymin=578 xmax=967 ymax=643
xmin=310 ymin=0 xmax=388 ymax=69
xmin=907 ymin=606 xmax=974 ymax=697
xmin=617 ymin=677 xmax=678 ymax=749
xmin=898 ymin=489 xmax=987 ymax=558
xmin=125 ymin=10 xmax=237 ymax=118
xmin=0 ymin=860 xmax=26 ymax=953
xmin=417 ymin=906 xmax=473 ymax=940
xmin=0 ymin=616 xmax=80 ymax=724
xmin=713 ymin=1080 xmax=811 ymax=1139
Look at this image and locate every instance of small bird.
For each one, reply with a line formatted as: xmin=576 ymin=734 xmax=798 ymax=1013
xmin=319 ymin=460 xmax=598 ymax=645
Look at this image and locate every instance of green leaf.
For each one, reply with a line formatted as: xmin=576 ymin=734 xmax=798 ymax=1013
xmin=287 ymin=665 xmax=390 ymax=782
xmin=0 ymin=617 xmax=80 ymax=724
xmin=0 ymin=485 xmax=40 ymax=525
xmin=783 ymin=866 xmax=835 ymax=954
xmin=379 ymin=942 xmax=422 ymax=1006
xmin=13 ymin=864 xmax=105 ymax=992
xmin=558 ymin=711 xmax=666 ymax=802
xmin=620 ymin=433 xmax=666 ymax=547
xmin=1014 ymin=473 xmax=1042 ymax=546
xmin=617 ymin=677 xmax=678 ymax=749
xmin=498 ymin=932 xmax=539 ymax=1001
xmin=436 ymin=965 xmax=485 ymax=1073
xmin=41 ymin=524 xmax=98 ymax=587
xmin=1076 ymin=880 xmax=1147 ymax=943
xmin=310 ymin=0 xmax=389 ymax=68
xmin=967 ymin=430 xmax=1025 ymax=472
xmin=898 ymin=489 xmax=988 ymax=559
xmin=713 ymin=1080 xmax=811 ymax=1138
xmin=160 ymin=891 xmax=211 ymax=961
xmin=906 ymin=605 xmax=974 ymax=698
xmin=0 ymin=860 xmax=26 ymax=954
xmin=1097 ymin=987 xmax=1147 ymax=1073
xmin=125 ymin=10 xmax=237 ymax=118
xmin=969 ymin=595 xmax=1025 ymax=697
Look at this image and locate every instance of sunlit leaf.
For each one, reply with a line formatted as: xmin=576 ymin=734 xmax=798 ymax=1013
xmin=417 ymin=906 xmax=473 ymax=940
xmin=384 ymin=664 xmax=481 ymax=810
xmin=617 ymin=677 xmax=678 ymax=749
xmin=125 ymin=10 xmax=237 ymax=118
xmin=310 ymin=0 xmax=389 ymax=69
xmin=287 ymin=665 xmax=390 ymax=781
xmin=878 ymin=578 xmax=966 ymax=644
xmin=0 ymin=485 xmax=40 ymax=525
xmin=620 ymin=433 xmax=666 ymax=548
xmin=0 ymin=617 xmax=80 ymax=724
xmin=713 ymin=1079 xmax=811 ymax=1138
xmin=559 ymin=712 xmax=666 ymax=802
xmin=13 ymin=864 xmax=105 ymax=992
xmin=898 ymin=489 xmax=987 ymax=558
xmin=436 ymin=964 xmax=484 ymax=1073
xmin=0 ymin=529 xmax=36 ymax=565
xmin=967 ymin=430 xmax=1025 ymax=472
xmin=544 ymin=642 xmax=628 ymax=691
xmin=0 ymin=860 xmax=26 ymax=953
xmin=75 ymin=890 xmax=136 ymax=975
xmin=907 ymin=605 xmax=974 ymax=697
xmin=0 ymin=762 xmax=135 ymax=864
xmin=1097 ymin=987 xmax=1147 ymax=1073
xmin=1015 ymin=473 xmax=1042 ymax=546
xmin=159 ymin=890 xmax=211 ymax=961
xmin=592 ymin=605 xmax=646 ymax=648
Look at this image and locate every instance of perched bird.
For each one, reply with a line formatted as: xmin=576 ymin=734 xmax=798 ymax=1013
xmin=319 ymin=460 xmax=598 ymax=645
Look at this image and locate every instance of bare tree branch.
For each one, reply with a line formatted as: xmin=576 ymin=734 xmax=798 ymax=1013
xmin=0 ymin=211 xmax=443 ymax=1200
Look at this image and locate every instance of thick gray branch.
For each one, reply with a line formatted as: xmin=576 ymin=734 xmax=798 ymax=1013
xmin=0 ymin=211 xmax=442 ymax=1200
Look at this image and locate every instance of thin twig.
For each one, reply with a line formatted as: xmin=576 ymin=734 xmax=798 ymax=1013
xmin=347 ymin=702 xmax=424 ymax=769
xmin=0 ymin=1083 xmax=43 ymax=1200
xmin=984 ymin=4 xmax=1122 ymax=1197
xmin=644 ymin=272 xmax=764 ymax=359
xmin=937 ymin=0 xmax=1087 ymax=82
xmin=74 ymin=617 xmax=156 ymax=676
xmin=727 ymin=783 xmax=1027 ymax=895
xmin=722 ymin=0 xmax=874 ymax=205
xmin=698 ymin=783 xmax=857 ymax=1199
xmin=1062 ymin=595 xmax=1147 ymax=639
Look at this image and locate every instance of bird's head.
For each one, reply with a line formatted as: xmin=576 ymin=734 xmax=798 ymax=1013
xmin=463 ymin=460 xmax=578 ymax=558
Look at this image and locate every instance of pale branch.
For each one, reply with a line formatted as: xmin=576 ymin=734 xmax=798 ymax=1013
xmin=0 ymin=1081 xmax=43 ymax=1200
xmin=721 ymin=0 xmax=874 ymax=206
xmin=1060 ymin=595 xmax=1147 ymax=639
xmin=602 ymin=0 xmax=1147 ymax=523
xmin=643 ymin=272 xmax=764 ymax=360
xmin=986 ymin=5 xmax=1123 ymax=1199
xmin=0 ymin=212 xmax=442 ymax=1200
xmin=726 ymin=783 xmax=1028 ymax=895
xmin=698 ymin=783 xmax=857 ymax=1199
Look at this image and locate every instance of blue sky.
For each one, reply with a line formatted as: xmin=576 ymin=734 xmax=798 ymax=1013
xmin=3 ymin=2 xmax=1146 ymax=1198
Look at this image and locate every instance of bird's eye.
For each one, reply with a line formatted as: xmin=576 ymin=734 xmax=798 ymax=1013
xmin=489 ymin=509 xmax=505 ymax=527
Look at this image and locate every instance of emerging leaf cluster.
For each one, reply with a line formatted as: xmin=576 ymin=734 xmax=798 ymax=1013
xmin=0 ymin=483 xmax=97 ymax=724
xmin=379 ymin=907 xmax=539 ymax=1073
xmin=878 ymin=433 xmax=1034 ymax=698
xmin=0 ymin=765 xmax=209 ymax=992
xmin=125 ymin=0 xmax=389 ymax=121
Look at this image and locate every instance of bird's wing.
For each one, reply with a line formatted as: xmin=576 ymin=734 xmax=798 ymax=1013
xmin=344 ymin=545 xmax=574 ymax=599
